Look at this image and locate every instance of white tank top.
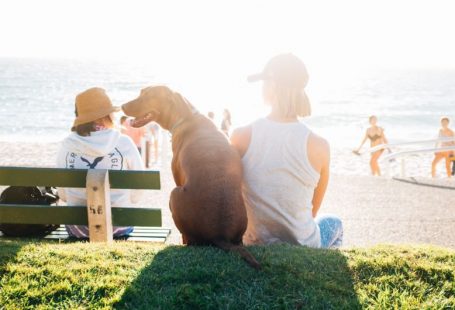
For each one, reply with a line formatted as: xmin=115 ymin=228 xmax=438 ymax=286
xmin=242 ymin=118 xmax=321 ymax=247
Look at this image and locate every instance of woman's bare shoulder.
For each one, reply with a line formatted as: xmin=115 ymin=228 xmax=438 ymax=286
xmin=307 ymin=132 xmax=330 ymax=172
xmin=308 ymin=133 xmax=330 ymax=155
xmin=230 ymin=125 xmax=252 ymax=157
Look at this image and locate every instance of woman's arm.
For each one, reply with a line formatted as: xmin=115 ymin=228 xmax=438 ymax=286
xmin=381 ymin=128 xmax=391 ymax=152
xmin=307 ymin=134 xmax=330 ymax=218
xmin=312 ymin=161 xmax=329 ymax=218
xmin=381 ymin=128 xmax=388 ymax=144
xmin=355 ymin=131 xmax=368 ymax=152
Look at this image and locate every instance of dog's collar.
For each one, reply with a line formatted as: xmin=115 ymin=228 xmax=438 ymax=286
xmin=169 ymin=111 xmax=199 ymax=135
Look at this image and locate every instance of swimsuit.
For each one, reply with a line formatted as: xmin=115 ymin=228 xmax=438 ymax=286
xmin=368 ymin=127 xmax=383 ymax=143
xmin=368 ymin=129 xmax=384 ymax=155
xmin=368 ymin=134 xmax=382 ymax=142
xmin=437 ymin=130 xmax=455 ymax=156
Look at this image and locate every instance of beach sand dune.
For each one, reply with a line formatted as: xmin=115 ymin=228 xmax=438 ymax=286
xmin=1 ymin=142 xmax=454 ymax=248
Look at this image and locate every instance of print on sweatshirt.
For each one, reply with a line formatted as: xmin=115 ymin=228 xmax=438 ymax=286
xmin=65 ymin=148 xmax=124 ymax=170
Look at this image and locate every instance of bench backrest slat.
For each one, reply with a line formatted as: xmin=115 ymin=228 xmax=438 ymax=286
xmin=0 ymin=205 xmax=162 ymax=227
xmin=0 ymin=167 xmax=160 ymax=190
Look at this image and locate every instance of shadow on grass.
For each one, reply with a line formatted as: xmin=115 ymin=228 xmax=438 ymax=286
xmin=0 ymin=236 xmax=70 ymax=282
xmin=0 ymin=238 xmax=25 ymax=280
xmin=115 ymin=244 xmax=361 ymax=309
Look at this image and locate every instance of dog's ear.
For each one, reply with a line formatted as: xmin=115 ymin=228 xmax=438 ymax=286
xmin=171 ymin=92 xmax=198 ymax=115
xmin=183 ymin=96 xmax=199 ymax=114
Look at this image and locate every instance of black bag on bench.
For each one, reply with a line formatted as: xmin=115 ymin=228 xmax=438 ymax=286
xmin=0 ymin=186 xmax=60 ymax=237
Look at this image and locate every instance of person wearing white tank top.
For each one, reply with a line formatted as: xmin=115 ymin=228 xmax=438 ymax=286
xmin=231 ymin=54 xmax=343 ymax=248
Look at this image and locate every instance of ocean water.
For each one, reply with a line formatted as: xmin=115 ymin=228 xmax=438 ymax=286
xmin=1 ymin=58 xmax=454 ymax=176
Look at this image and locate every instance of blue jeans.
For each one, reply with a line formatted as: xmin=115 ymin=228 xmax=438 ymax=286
xmin=66 ymin=225 xmax=134 ymax=239
xmin=316 ymin=214 xmax=343 ymax=248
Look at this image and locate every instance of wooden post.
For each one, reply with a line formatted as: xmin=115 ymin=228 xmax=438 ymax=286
xmin=141 ymin=138 xmax=146 ymax=164
xmin=86 ymin=169 xmax=113 ymax=243
xmin=145 ymin=140 xmax=151 ymax=168
xmin=162 ymin=130 xmax=170 ymax=166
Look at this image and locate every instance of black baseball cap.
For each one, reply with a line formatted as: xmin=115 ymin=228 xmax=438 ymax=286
xmin=247 ymin=53 xmax=309 ymax=89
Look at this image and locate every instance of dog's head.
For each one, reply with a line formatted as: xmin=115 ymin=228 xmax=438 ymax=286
xmin=122 ymin=86 xmax=196 ymax=130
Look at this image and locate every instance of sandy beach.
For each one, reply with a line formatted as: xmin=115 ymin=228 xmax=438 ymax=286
xmin=1 ymin=141 xmax=454 ymax=248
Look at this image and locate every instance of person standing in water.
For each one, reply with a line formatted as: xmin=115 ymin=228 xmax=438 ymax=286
xmin=221 ymin=109 xmax=232 ymax=136
xmin=207 ymin=111 xmax=215 ymax=122
xmin=354 ymin=115 xmax=389 ymax=176
xmin=431 ymin=117 xmax=454 ymax=178
xmin=120 ymin=116 xmax=146 ymax=154
xmin=145 ymin=122 xmax=161 ymax=167
xmin=231 ymin=53 xmax=342 ymax=249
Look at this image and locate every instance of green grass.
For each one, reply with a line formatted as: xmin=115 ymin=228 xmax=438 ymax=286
xmin=0 ymin=240 xmax=454 ymax=309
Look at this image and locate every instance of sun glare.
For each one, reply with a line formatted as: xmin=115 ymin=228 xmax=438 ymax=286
xmin=1 ymin=0 xmax=455 ymax=125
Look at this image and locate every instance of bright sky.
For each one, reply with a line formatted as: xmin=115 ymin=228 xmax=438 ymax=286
xmin=1 ymin=0 xmax=455 ymax=69
xmin=1 ymin=0 xmax=455 ymax=124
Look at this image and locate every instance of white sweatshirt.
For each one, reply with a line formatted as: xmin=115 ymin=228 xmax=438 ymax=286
xmin=56 ymin=129 xmax=144 ymax=208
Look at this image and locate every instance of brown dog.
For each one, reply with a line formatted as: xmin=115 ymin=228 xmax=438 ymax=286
xmin=122 ymin=86 xmax=260 ymax=269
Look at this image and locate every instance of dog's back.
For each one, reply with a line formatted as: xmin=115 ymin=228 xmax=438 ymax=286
xmin=171 ymin=116 xmax=247 ymax=241
xmin=122 ymin=86 xmax=260 ymax=269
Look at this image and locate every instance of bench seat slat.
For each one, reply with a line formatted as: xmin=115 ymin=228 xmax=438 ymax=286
xmin=43 ymin=235 xmax=168 ymax=242
xmin=46 ymin=226 xmax=171 ymax=234
xmin=41 ymin=226 xmax=170 ymax=243
xmin=126 ymin=232 xmax=169 ymax=237
xmin=49 ymin=226 xmax=171 ymax=234
xmin=0 ymin=167 xmax=160 ymax=190
xmin=126 ymin=237 xmax=166 ymax=242
xmin=0 ymin=205 xmax=162 ymax=227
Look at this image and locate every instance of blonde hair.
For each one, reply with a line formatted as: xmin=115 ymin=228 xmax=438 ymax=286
xmin=272 ymin=86 xmax=311 ymax=118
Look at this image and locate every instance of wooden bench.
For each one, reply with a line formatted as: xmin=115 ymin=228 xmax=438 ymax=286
xmin=0 ymin=167 xmax=170 ymax=242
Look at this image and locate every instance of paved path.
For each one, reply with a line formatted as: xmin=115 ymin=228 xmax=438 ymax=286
xmin=323 ymin=175 xmax=455 ymax=248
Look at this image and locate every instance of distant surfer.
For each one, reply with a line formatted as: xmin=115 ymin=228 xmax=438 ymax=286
xmin=354 ymin=115 xmax=389 ymax=176
xmin=431 ymin=117 xmax=454 ymax=178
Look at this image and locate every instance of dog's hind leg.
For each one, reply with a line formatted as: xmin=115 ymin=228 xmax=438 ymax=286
xmin=170 ymin=186 xmax=194 ymax=245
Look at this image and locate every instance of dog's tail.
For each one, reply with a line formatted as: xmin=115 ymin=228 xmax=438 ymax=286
xmin=213 ymin=240 xmax=261 ymax=270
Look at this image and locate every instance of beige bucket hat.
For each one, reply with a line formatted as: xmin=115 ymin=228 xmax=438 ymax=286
xmin=73 ymin=87 xmax=120 ymax=127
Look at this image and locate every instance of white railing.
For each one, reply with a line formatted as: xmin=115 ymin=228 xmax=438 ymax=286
xmin=362 ymin=136 xmax=455 ymax=154
xmin=362 ymin=137 xmax=455 ymax=177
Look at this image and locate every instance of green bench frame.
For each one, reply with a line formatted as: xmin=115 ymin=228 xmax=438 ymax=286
xmin=0 ymin=167 xmax=169 ymax=242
